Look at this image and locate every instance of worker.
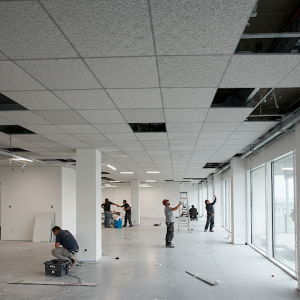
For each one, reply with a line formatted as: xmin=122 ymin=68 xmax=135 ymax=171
xmin=189 ymin=205 xmax=198 ymax=221
xmin=162 ymin=199 xmax=180 ymax=248
xmin=101 ymin=198 xmax=118 ymax=227
xmin=117 ymin=199 xmax=132 ymax=227
xmin=204 ymin=195 xmax=217 ymax=232
xmin=51 ymin=226 xmax=79 ymax=267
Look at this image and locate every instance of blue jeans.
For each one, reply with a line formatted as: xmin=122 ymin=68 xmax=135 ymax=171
xmin=104 ymin=211 xmax=111 ymax=227
xmin=205 ymin=215 xmax=214 ymax=230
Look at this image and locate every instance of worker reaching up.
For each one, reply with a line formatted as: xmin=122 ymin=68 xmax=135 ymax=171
xmin=204 ymin=195 xmax=217 ymax=232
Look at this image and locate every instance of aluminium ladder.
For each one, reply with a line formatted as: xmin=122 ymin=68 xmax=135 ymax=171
xmin=178 ymin=192 xmax=191 ymax=232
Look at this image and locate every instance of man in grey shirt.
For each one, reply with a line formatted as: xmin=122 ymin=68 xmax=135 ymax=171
xmin=162 ymin=199 xmax=180 ymax=248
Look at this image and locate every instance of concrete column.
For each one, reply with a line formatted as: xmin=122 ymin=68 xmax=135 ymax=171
xmin=214 ymin=174 xmax=222 ymax=226
xmin=198 ymin=184 xmax=202 ymax=215
xmin=231 ymin=157 xmax=247 ymax=245
xmin=76 ymin=149 xmax=102 ymax=262
xmin=131 ymin=180 xmax=140 ymax=225
xmin=202 ymin=182 xmax=207 ymax=216
xmin=294 ymin=123 xmax=300 ymax=284
xmin=207 ymin=178 xmax=214 ymax=201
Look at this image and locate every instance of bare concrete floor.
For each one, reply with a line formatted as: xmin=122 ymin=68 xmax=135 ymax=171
xmin=0 ymin=217 xmax=299 ymax=300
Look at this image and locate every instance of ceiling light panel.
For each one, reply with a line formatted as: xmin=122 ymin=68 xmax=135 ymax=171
xmin=120 ymin=109 xmax=165 ymax=123
xmin=162 ymin=88 xmax=216 ymax=108
xmin=220 ymin=55 xmax=300 ymax=88
xmin=158 ymin=56 xmax=230 ymax=87
xmin=34 ymin=110 xmax=87 ymax=125
xmin=0 ymin=61 xmax=45 ymax=91
xmin=205 ymin=108 xmax=254 ymax=123
xmin=108 ymin=89 xmax=162 ymax=109
xmin=0 ymin=111 xmax=49 ymax=125
xmin=2 ymin=91 xmax=69 ymax=110
xmin=166 ymin=122 xmax=203 ymax=133
xmin=0 ymin=1 xmax=77 ymax=59
xmin=42 ymin=0 xmax=153 ymax=57
xmin=202 ymin=122 xmax=242 ymax=132
xmin=135 ymin=132 xmax=168 ymax=141
xmin=76 ymin=109 xmax=126 ymax=124
xmin=165 ymin=109 xmax=208 ymax=123
xmin=16 ymin=59 xmax=101 ymax=90
xmin=53 ymin=90 xmax=116 ymax=110
xmin=236 ymin=121 xmax=279 ymax=132
xmin=85 ymin=57 xmax=158 ymax=88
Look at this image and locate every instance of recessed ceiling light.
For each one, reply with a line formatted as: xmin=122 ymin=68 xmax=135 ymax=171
xmin=109 ymin=181 xmax=119 ymax=182
xmin=146 ymin=180 xmax=156 ymax=182
xmin=282 ymin=167 xmax=293 ymax=170
xmin=147 ymin=171 xmax=160 ymax=174
xmin=105 ymin=185 xmax=117 ymax=188
xmin=120 ymin=172 xmax=134 ymax=174
xmin=107 ymin=164 xmax=116 ymax=170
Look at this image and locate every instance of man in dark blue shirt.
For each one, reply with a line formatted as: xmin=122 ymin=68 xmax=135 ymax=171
xmin=51 ymin=226 xmax=79 ymax=267
xmin=205 ymin=195 xmax=217 ymax=232
xmin=101 ymin=198 xmax=118 ymax=227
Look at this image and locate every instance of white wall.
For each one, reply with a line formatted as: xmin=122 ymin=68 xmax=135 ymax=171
xmin=179 ymin=183 xmax=199 ymax=208
xmin=0 ymin=167 xmax=62 ymax=241
xmin=61 ymin=168 xmax=76 ymax=235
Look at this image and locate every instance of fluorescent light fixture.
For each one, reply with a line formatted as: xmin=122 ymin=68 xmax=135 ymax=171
xmin=140 ymin=184 xmax=153 ymax=188
xmin=105 ymin=185 xmax=117 ymax=188
xmin=282 ymin=167 xmax=293 ymax=170
xmin=120 ymin=172 xmax=134 ymax=174
xmin=12 ymin=156 xmax=33 ymax=162
xmin=109 ymin=181 xmax=119 ymax=182
xmin=107 ymin=164 xmax=116 ymax=170
xmin=147 ymin=171 xmax=160 ymax=174
xmin=146 ymin=180 xmax=156 ymax=182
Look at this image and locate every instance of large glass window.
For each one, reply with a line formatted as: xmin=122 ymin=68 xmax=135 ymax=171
xmin=224 ymin=179 xmax=231 ymax=231
xmin=251 ymin=166 xmax=266 ymax=252
xmin=272 ymin=153 xmax=295 ymax=271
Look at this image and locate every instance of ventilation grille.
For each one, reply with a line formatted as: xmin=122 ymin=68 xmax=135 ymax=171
xmin=203 ymin=163 xmax=223 ymax=168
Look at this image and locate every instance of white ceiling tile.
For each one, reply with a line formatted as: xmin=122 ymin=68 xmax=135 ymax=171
xmin=77 ymin=109 xmax=126 ymax=123
xmin=0 ymin=111 xmax=49 ymax=125
xmin=42 ymin=0 xmax=153 ymax=57
xmin=221 ymin=55 xmax=300 ymax=88
xmin=13 ymin=134 xmax=51 ymax=142
xmin=3 ymin=91 xmax=69 ymax=110
xmin=144 ymin=146 xmax=170 ymax=151
xmin=236 ymin=121 xmax=278 ymax=132
xmin=194 ymin=145 xmax=222 ymax=150
xmin=59 ymin=141 xmax=90 ymax=148
xmin=0 ymin=52 xmax=7 ymax=60
xmin=87 ymin=141 xmax=116 ymax=147
xmin=85 ymin=57 xmax=159 ymax=88
xmin=97 ymin=147 xmax=121 ymax=152
xmin=104 ymin=133 xmax=137 ymax=141
xmin=170 ymin=151 xmax=193 ymax=155
xmin=32 ymin=141 xmax=63 ymax=148
xmin=170 ymin=146 xmax=194 ymax=151
xmin=202 ymin=122 xmax=242 ymax=132
xmin=162 ymin=88 xmax=216 ymax=108
xmin=0 ymin=116 xmax=14 ymax=125
xmin=118 ymin=146 xmax=145 ymax=151
xmin=120 ymin=109 xmax=165 ymax=123
xmin=34 ymin=110 xmax=87 ymax=125
xmin=168 ymin=133 xmax=199 ymax=140
xmin=205 ymin=108 xmax=254 ymax=123
xmin=93 ymin=123 xmax=132 ymax=133
xmin=166 ymin=123 xmax=203 ymax=133
xmin=169 ymin=140 xmax=196 ymax=146
xmin=229 ymin=132 xmax=264 ymax=140
xmin=196 ymin=140 xmax=225 ymax=146
xmin=108 ymin=89 xmax=162 ymax=109
xmin=42 ymin=134 xmax=79 ymax=142
xmin=199 ymin=132 xmax=232 ymax=140
xmin=58 ymin=124 xmax=99 ymax=134
xmin=16 ymin=59 xmax=100 ymax=90
xmin=278 ymin=63 xmax=300 ymax=87
xmin=223 ymin=140 xmax=251 ymax=147
xmin=22 ymin=125 xmax=66 ymax=134
xmin=0 ymin=61 xmax=45 ymax=91
xmin=158 ymin=56 xmax=230 ymax=87
xmin=113 ymin=140 xmax=142 ymax=147
xmin=0 ymin=2 xmax=77 ymax=59
xmin=218 ymin=145 xmax=244 ymax=150
xmin=140 ymin=140 xmax=168 ymax=146
xmin=72 ymin=134 xmax=107 ymax=141
xmin=135 ymin=133 xmax=167 ymax=141
xmin=53 ymin=90 xmax=116 ymax=109
xmin=165 ymin=109 xmax=208 ymax=123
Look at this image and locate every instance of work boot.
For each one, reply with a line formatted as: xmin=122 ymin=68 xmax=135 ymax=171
xmin=123 ymin=224 xmax=127 ymax=227
xmin=204 ymin=229 xmax=207 ymax=232
xmin=210 ymin=229 xmax=214 ymax=232
xmin=129 ymin=224 xmax=133 ymax=227
xmin=166 ymin=243 xmax=175 ymax=248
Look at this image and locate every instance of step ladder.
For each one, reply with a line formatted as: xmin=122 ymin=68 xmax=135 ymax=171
xmin=178 ymin=192 xmax=191 ymax=232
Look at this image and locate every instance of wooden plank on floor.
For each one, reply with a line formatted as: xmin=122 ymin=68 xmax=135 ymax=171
xmin=8 ymin=280 xmax=98 ymax=287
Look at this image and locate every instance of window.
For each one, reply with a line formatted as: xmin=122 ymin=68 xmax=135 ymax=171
xmin=251 ymin=166 xmax=266 ymax=252
xmin=224 ymin=179 xmax=231 ymax=231
xmin=272 ymin=153 xmax=295 ymax=271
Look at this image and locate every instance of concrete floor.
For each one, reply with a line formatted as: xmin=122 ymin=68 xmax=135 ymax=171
xmin=0 ymin=217 xmax=299 ymax=300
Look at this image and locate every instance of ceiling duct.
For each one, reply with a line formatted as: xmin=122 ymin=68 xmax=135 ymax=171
xmin=240 ymin=105 xmax=300 ymax=159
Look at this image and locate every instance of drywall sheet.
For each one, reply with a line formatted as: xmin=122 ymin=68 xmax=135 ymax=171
xmin=32 ymin=212 xmax=55 ymax=243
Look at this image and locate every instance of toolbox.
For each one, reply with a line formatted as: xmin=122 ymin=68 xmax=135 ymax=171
xmin=44 ymin=259 xmax=70 ymax=277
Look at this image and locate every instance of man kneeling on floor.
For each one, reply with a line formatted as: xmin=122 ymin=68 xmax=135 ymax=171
xmin=51 ymin=226 xmax=79 ymax=267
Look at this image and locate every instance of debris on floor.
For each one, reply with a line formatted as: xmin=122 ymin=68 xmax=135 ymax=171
xmin=154 ymin=223 xmax=161 ymax=226
xmin=185 ymin=271 xmax=219 ymax=286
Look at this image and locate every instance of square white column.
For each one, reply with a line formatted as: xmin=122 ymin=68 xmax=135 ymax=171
xmin=131 ymin=180 xmax=140 ymax=225
xmin=213 ymin=174 xmax=223 ymax=226
xmin=76 ymin=149 xmax=102 ymax=262
xmin=295 ymin=123 xmax=300 ymax=283
xmin=231 ymin=157 xmax=247 ymax=245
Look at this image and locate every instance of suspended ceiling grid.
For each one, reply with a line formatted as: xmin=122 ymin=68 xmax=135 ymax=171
xmin=0 ymin=0 xmax=299 ymax=182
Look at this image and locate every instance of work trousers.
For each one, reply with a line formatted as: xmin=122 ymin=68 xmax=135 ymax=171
xmin=104 ymin=211 xmax=111 ymax=227
xmin=165 ymin=222 xmax=174 ymax=245
xmin=51 ymin=247 xmax=73 ymax=261
xmin=124 ymin=212 xmax=132 ymax=226
xmin=205 ymin=215 xmax=214 ymax=230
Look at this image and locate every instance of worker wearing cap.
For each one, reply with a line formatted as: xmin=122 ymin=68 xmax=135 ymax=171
xmin=162 ymin=199 xmax=180 ymax=248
